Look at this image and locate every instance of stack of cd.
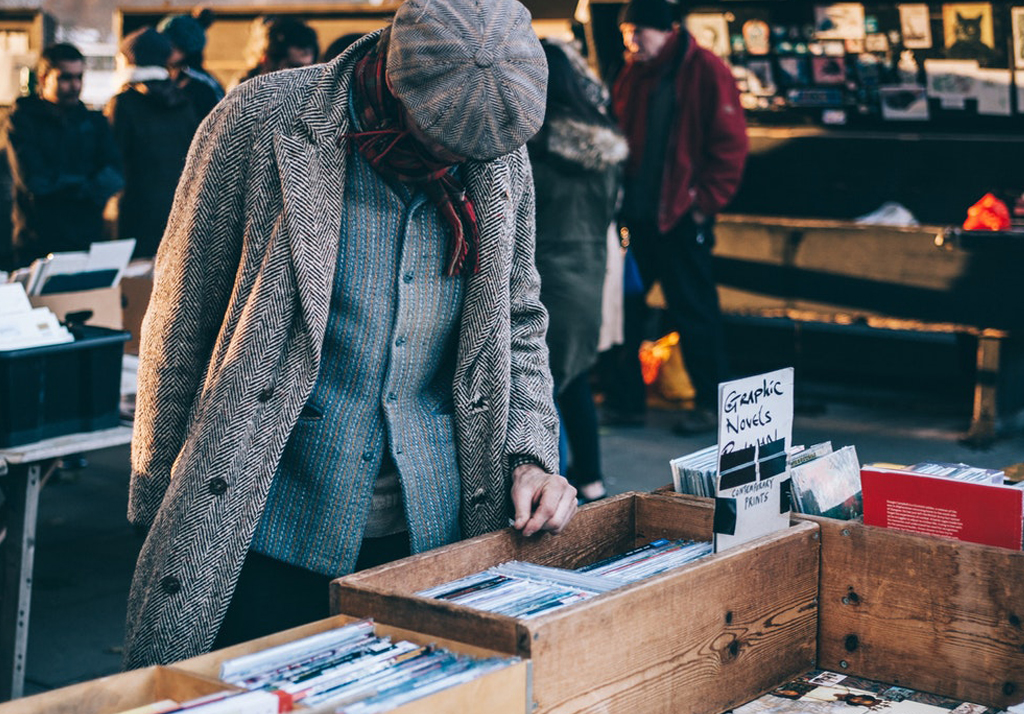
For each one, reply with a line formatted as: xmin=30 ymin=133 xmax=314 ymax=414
xmin=908 ymin=461 xmax=1005 ymax=484
xmin=217 ymin=619 xmax=518 ymax=713
xmin=670 ymin=445 xmax=718 ymax=496
xmin=419 ymin=539 xmax=712 ymax=618
xmin=578 ymin=539 xmax=713 ymax=583
xmin=417 ymin=562 xmax=615 ymax=619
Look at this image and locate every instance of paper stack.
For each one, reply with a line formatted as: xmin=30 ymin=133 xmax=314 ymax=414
xmin=0 ymin=283 xmax=73 ymax=351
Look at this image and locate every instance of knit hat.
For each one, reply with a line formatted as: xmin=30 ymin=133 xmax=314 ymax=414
xmin=158 ymin=14 xmax=207 ymax=55
xmin=120 ymin=27 xmax=172 ymax=68
xmin=619 ymin=0 xmax=676 ymax=31
xmin=386 ymin=0 xmax=547 ymax=161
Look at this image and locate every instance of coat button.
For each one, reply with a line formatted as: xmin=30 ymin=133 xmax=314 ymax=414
xmin=470 ymin=487 xmax=487 ymax=507
xmin=258 ymin=386 xmax=274 ymax=402
xmin=208 ymin=477 xmax=228 ymax=496
xmin=160 ymin=576 xmax=181 ymax=595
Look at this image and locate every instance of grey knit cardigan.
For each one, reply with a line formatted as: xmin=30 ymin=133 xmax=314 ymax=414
xmin=123 ymin=32 xmax=558 ymax=669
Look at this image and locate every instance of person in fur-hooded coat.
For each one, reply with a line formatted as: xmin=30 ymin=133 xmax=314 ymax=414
xmin=528 ymin=40 xmax=627 ymax=499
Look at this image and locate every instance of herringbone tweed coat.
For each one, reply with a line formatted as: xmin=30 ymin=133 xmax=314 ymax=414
xmin=123 ymin=32 xmax=558 ymax=669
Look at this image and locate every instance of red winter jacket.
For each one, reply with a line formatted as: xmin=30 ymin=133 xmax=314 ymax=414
xmin=613 ymin=30 xmax=748 ymax=233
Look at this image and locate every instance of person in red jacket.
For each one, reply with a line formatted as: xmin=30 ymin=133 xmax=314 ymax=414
xmin=608 ymin=0 xmax=748 ymax=433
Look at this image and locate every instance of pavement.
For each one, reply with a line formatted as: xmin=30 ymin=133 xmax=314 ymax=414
xmin=21 ymin=386 xmax=1024 ymax=696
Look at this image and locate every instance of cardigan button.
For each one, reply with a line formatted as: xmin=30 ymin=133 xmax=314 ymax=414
xmin=208 ymin=477 xmax=228 ymax=496
xmin=160 ymin=576 xmax=181 ymax=595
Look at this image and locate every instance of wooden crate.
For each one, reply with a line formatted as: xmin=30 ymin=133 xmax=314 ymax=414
xmin=0 ymin=666 xmax=231 ymax=714
xmin=331 ymin=492 xmax=820 ymax=714
xmin=656 ymin=487 xmax=1024 ymax=708
xmin=808 ymin=516 xmax=1024 ymax=710
xmin=175 ymin=614 xmax=530 ymax=714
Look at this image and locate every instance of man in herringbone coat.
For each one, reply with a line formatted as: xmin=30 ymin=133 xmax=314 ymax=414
xmin=124 ymin=0 xmax=577 ymax=669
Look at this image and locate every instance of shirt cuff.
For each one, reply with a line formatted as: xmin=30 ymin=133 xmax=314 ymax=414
xmin=508 ymin=454 xmax=541 ymax=476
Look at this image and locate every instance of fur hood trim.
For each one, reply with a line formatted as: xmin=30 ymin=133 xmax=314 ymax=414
xmin=540 ymin=117 xmax=628 ymax=172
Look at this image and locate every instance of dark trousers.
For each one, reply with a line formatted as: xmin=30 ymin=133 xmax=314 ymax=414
xmin=212 ymin=532 xmax=410 ymax=649
xmin=623 ymin=215 xmax=728 ymax=410
xmin=557 ymin=371 xmax=602 ymax=487
xmin=598 ymin=290 xmax=651 ymax=416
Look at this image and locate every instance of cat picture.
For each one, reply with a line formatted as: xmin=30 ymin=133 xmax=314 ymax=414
xmin=1012 ymin=7 xmax=1024 ymax=64
xmin=942 ymin=3 xmax=996 ymax=64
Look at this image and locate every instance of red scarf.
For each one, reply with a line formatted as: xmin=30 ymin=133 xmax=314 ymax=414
xmin=344 ymin=28 xmax=479 ymax=276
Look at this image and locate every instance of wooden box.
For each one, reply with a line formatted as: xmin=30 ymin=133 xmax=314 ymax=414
xmin=175 ymin=614 xmax=531 ymax=713
xmin=331 ymin=492 xmax=821 ymax=714
xmin=808 ymin=516 xmax=1024 ymax=710
xmin=656 ymin=486 xmax=1024 ymax=709
xmin=0 ymin=666 xmax=231 ymax=714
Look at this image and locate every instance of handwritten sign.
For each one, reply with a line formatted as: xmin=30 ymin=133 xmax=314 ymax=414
xmin=718 ymin=367 xmax=794 ymax=457
xmin=714 ymin=368 xmax=795 ymax=552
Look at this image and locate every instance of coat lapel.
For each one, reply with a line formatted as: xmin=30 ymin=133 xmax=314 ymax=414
xmin=458 ymin=157 xmax=515 ymax=376
xmin=272 ymin=32 xmax=379 ymax=360
xmin=273 ymin=131 xmax=339 ymax=353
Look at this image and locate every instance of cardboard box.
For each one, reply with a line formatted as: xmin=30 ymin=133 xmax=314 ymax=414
xmin=0 ymin=666 xmax=232 ymax=714
xmin=331 ymin=492 xmax=821 ymax=714
xmin=119 ymin=275 xmax=152 ymax=355
xmin=29 ymin=286 xmax=122 ymax=330
xmin=176 ymin=614 xmax=531 ymax=713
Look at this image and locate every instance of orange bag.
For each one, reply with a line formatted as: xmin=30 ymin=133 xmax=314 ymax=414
xmin=963 ymin=193 xmax=1011 ymax=231
xmin=638 ymin=332 xmax=697 ymax=403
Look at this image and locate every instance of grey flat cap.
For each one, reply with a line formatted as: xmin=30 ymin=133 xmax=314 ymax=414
xmin=387 ymin=0 xmax=548 ymax=161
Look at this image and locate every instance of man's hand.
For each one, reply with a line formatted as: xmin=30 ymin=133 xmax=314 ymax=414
xmin=511 ymin=464 xmax=578 ymax=537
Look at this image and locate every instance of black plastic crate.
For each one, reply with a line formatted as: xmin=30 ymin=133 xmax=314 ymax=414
xmin=0 ymin=325 xmax=129 ymax=448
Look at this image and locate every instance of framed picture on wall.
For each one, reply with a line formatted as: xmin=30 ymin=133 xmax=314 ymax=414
xmin=879 ymin=85 xmax=930 ymax=119
xmin=814 ymin=3 xmax=867 ymax=40
xmin=812 ymin=55 xmax=848 ymax=84
xmin=899 ymin=4 xmax=934 ymax=49
xmin=778 ymin=56 xmax=812 ymax=86
xmin=942 ymin=3 xmax=995 ymax=64
xmin=686 ymin=13 xmax=732 ymax=58
xmin=746 ymin=59 xmax=778 ymax=94
xmin=743 ymin=19 xmax=772 ymax=55
xmin=1011 ymin=7 xmax=1024 ymax=68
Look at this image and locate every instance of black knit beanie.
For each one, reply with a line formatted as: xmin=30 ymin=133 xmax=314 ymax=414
xmin=120 ymin=27 xmax=172 ymax=68
xmin=158 ymin=15 xmax=207 ymax=55
xmin=619 ymin=0 xmax=676 ymax=30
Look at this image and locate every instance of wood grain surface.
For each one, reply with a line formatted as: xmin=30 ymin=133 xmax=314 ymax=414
xmin=0 ymin=666 xmax=229 ymax=714
xmin=812 ymin=516 xmax=1024 ymax=708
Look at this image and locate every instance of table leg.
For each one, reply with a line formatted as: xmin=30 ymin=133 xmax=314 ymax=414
xmin=0 ymin=462 xmax=43 ymax=701
xmin=962 ymin=335 xmax=1000 ymax=448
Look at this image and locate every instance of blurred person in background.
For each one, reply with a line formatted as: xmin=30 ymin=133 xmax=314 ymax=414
xmin=609 ymin=0 xmax=748 ymax=434
xmin=1 ymin=43 xmax=123 ymax=269
xmin=528 ymin=39 xmax=627 ymax=504
xmin=106 ymin=28 xmax=200 ymax=258
xmin=239 ymin=16 xmax=319 ymax=84
xmin=323 ymin=32 xmax=365 ymax=63
xmin=158 ymin=9 xmax=224 ymax=120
